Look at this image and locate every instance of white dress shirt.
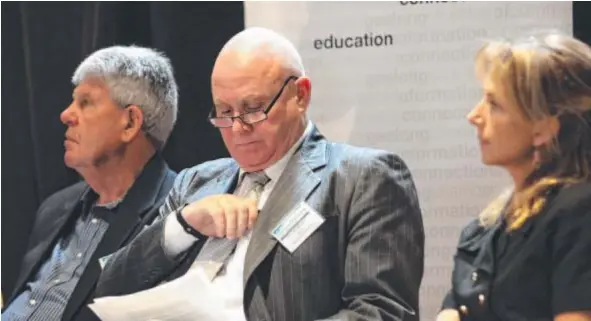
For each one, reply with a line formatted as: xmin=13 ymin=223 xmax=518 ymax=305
xmin=162 ymin=120 xmax=313 ymax=320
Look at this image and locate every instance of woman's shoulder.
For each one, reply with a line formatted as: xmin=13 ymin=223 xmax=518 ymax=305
xmin=454 ymin=180 xmax=591 ymax=245
xmin=545 ymin=180 xmax=591 ymax=217
xmin=557 ymin=180 xmax=591 ymax=203
xmin=537 ymin=181 xmax=591 ymax=236
xmin=455 ymin=218 xmax=499 ymax=252
xmin=458 ymin=218 xmax=487 ymax=240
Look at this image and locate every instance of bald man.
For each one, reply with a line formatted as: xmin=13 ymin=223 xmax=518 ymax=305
xmin=94 ymin=27 xmax=425 ymax=321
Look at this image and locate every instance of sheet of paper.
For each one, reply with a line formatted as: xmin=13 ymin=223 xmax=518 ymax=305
xmin=88 ymin=268 xmax=223 ymax=321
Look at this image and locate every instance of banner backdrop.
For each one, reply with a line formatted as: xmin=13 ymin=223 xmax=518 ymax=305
xmin=244 ymin=1 xmax=573 ymax=319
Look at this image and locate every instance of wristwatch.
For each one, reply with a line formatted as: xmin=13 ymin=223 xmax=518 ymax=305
xmin=175 ymin=205 xmax=204 ymax=239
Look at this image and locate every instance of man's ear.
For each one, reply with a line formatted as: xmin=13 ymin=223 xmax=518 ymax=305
xmin=532 ymin=116 xmax=560 ymax=147
xmin=121 ymin=105 xmax=144 ymax=143
xmin=295 ymin=77 xmax=311 ymax=112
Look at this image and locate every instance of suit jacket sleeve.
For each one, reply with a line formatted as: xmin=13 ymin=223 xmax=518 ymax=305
xmin=94 ymin=169 xmax=192 ymax=297
xmin=321 ymin=152 xmax=425 ymax=321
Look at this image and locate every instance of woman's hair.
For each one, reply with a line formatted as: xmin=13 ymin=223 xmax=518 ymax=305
xmin=475 ymin=32 xmax=591 ymax=230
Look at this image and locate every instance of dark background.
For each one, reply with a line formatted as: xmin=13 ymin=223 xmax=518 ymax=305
xmin=1 ymin=1 xmax=244 ymax=295
xmin=2 ymin=1 xmax=591 ymax=296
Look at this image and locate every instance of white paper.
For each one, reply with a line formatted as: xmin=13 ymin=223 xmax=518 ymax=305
xmin=89 ymin=268 xmax=223 ymax=321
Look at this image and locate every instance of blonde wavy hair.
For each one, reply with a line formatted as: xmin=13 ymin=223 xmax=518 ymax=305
xmin=476 ymin=32 xmax=591 ymax=231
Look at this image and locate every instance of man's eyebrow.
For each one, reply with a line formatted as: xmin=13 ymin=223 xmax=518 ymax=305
xmin=213 ymin=99 xmax=231 ymax=108
xmin=214 ymin=95 xmax=267 ymax=109
xmin=241 ymin=93 xmax=266 ymax=101
xmin=72 ymin=92 xmax=91 ymax=100
xmin=241 ymin=95 xmax=269 ymax=108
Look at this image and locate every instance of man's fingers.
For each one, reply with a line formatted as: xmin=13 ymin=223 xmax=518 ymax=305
xmin=247 ymin=199 xmax=259 ymax=230
xmin=201 ymin=195 xmax=260 ymax=239
xmin=210 ymin=207 xmax=226 ymax=238
xmin=218 ymin=198 xmax=238 ymax=239
xmin=237 ymin=205 xmax=249 ymax=238
xmin=225 ymin=207 xmax=238 ymax=239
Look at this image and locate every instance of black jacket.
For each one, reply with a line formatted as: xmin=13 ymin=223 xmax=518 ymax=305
xmin=442 ymin=181 xmax=591 ymax=321
xmin=5 ymin=153 xmax=176 ymax=321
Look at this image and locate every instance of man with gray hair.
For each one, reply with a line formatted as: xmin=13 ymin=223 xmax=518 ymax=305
xmin=95 ymin=27 xmax=425 ymax=321
xmin=2 ymin=45 xmax=179 ymax=321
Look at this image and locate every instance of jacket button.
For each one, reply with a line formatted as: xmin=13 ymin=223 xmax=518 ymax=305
xmin=479 ymin=294 xmax=486 ymax=305
xmin=472 ymin=271 xmax=478 ymax=281
xmin=460 ymin=305 xmax=469 ymax=315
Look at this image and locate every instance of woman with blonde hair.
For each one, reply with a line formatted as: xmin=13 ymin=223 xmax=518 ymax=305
xmin=437 ymin=32 xmax=591 ymax=321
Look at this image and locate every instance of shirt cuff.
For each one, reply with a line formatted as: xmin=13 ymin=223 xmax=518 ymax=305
xmin=162 ymin=212 xmax=199 ymax=257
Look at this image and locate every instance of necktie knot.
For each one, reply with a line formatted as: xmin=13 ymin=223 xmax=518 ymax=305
xmin=245 ymin=171 xmax=270 ymax=187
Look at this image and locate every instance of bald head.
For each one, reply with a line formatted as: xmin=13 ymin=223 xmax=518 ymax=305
xmin=216 ymin=27 xmax=305 ymax=77
xmin=210 ymin=27 xmax=312 ymax=173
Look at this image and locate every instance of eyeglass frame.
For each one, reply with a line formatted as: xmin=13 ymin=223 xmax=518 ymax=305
xmin=208 ymin=75 xmax=299 ymax=128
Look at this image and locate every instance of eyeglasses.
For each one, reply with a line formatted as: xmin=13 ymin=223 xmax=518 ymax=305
xmin=208 ymin=76 xmax=298 ymax=128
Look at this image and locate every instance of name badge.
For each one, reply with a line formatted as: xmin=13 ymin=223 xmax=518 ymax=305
xmin=271 ymin=201 xmax=325 ymax=253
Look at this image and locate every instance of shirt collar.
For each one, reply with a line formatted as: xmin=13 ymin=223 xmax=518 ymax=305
xmin=80 ymin=187 xmax=123 ymax=220
xmin=239 ymin=120 xmax=313 ymax=184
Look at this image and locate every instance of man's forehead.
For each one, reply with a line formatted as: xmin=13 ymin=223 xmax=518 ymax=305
xmin=214 ymin=50 xmax=283 ymax=77
xmin=211 ymin=52 xmax=287 ymax=103
xmin=213 ymin=92 xmax=267 ymax=105
xmin=74 ymin=77 xmax=107 ymax=91
xmin=73 ymin=79 xmax=109 ymax=100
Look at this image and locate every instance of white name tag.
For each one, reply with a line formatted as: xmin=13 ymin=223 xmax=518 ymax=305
xmin=271 ymin=201 xmax=325 ymax=253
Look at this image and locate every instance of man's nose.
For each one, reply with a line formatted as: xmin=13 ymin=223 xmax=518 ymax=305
xmin=231 ymin=116 xmax=252 ymax=133
xmin=60 ymin=105 xmax=78 ymax=126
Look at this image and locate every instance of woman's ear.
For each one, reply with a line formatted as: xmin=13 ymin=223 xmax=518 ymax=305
xmin=532 ymin=116 xmax=560 ymax=147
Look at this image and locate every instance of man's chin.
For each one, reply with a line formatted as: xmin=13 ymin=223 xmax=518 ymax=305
xmin=64 ymin=159 xmax=77 ymax=170
xmin=64 ymin=153 xmax=82 ymax=170
xmin=234 ymin=155 xmax=273 ymax=172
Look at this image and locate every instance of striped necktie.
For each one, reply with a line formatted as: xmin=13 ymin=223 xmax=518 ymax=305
xmin=193 ymin=171 xmax=270 ymax=280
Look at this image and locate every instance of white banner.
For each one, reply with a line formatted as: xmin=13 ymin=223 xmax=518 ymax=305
xmin=244 ymin=1 xmax=572 ymax=319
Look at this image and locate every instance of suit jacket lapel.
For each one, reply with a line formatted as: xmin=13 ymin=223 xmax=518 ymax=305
xmin=243 ymin=127 xmax=328 ymax=287
xmin=186 ymin=163 xmax=240 ymax=205
xmin=93 ymin=154 xmax=171 ymax=253
xmin=63 ymin=154 xmax=172 ymax=321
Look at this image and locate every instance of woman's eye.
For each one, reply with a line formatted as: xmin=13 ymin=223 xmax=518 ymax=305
xmin=489 ymin=100 xmax=500 ymax=110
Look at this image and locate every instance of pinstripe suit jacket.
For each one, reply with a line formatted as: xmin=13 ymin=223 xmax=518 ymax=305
xmin=94 ymin=125 xmax=425 ymax=321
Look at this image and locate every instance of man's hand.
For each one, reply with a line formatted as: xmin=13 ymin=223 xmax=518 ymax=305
xmin=181 ymin=194 xmax=258 ymax=239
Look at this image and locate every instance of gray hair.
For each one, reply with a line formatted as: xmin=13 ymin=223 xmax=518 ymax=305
xmin=72 ymin=45 xmax=179 ymax=150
